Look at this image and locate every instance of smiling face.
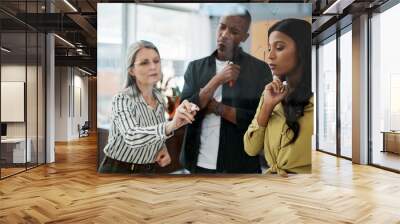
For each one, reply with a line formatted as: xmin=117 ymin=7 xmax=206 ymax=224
xmin=129 ymin=48 xmax=161 ymax=87
xmin=216 ymin=15 xmax=249 ymax=60
xmin=266 ymin=31 xmax=298 ymax=78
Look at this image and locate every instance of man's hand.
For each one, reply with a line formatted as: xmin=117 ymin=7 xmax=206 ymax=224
xmin=215 ymin=63 xmax=240 ymax=85
xmin=155 ymin=147 xmax=171 ymax=167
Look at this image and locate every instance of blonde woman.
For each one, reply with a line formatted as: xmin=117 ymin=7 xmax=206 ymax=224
xmin=99 ymin=40 xmax=199 ymax=174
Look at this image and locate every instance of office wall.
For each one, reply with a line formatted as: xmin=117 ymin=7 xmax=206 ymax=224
xmin=54 ymin=67 xmax=89 ymax=141
xmin=1 ymin=65 xmax=41 ymax=139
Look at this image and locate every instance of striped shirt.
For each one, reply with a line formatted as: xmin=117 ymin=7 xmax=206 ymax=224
xmin=103 ymin=86 xmax=172 ymax=164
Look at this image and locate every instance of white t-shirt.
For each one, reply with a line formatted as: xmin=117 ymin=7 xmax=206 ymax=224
xmin=196 ymin=59 xmax=228 ymax=169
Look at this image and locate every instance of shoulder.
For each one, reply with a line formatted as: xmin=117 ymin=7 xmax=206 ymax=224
xmin=187 ymin=55 xmax=213 ymax=69
xmin=242 ymin=51 xmax=268 ymax=67
xmin=112 ymin=88 xmax=137 ymax=109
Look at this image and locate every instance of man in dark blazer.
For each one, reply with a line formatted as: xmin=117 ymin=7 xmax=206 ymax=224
xmin=180 ymin=9 xmax=272 ymax=173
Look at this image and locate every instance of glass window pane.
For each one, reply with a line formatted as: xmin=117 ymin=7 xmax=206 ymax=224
xmin=1 ymin=31 xmax=27 ymax=177
xmin=318 ymin=37 xmax=337 ymax=154
xmin=371 ymin=4 xmax=400 ymax=171
xmin=340 ymin=29 xmax=352 ymax=158
xmin=27 ymin=31 xmax=38 ymax=168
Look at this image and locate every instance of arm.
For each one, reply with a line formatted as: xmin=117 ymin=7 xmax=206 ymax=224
xmin=113 ymin=94 xmax=172 ymax=149
xmin=243 ymin=94 xmax=267 ymax=156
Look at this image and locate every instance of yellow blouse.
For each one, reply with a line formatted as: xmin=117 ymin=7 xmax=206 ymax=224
xmin=244 ymin=93 xmax=314 ymax=175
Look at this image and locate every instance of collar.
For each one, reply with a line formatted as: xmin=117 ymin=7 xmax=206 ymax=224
xmin=209 ymin=47 xmax=245 ymax=65
xmin=130 ymin=85 xmax=166 ymax=109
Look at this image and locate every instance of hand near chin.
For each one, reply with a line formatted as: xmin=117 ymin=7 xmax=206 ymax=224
xmin=263 ymin=78 xmax=288 ymax=107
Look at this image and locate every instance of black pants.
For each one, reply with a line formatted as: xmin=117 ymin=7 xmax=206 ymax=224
xmin=98 ymin=156 xmax=155 ymax=174
xmin=193 ymin=166 xmax=217 ymax=174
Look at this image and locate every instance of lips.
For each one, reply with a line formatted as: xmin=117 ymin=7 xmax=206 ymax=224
xmin=268 ymin=64 xmax=277 ymax=70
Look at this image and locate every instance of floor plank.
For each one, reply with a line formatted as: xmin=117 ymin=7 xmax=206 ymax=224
xmin=0 ymin=134 xmax=400 ymax=223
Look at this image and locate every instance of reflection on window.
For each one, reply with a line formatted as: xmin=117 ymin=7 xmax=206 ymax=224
xmin=340 ymin=29 xmax=352 ymax=158
xmin=318 ymin=37 xmax=337 ymax=154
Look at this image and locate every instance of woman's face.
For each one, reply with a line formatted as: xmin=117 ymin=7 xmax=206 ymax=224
xmin=266 ymin=31 xmax=298 ymax=78
xmin=129 ymin=48 xmax=161 ymax=86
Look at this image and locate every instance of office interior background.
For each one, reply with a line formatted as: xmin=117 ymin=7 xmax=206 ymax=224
xmin=0 ymin=0 xmax=400 ymax=223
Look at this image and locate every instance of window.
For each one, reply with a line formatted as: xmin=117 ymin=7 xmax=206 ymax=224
xmin=370 ymin=3 xmax=400 ymax=171
xmin=339 ymin=28 xmax=352 ymax=158
xmin=317 ymin=36 xmax=337 ymax=154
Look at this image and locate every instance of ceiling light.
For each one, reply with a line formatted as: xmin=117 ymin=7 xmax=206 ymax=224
xmin=1 ymin=47 xmax=11 ymax=53
xmin=78 ymin=67 xmax=93 ymax=76
xmin=54 ymin=34 xmax=75 ymax=48
xmin=322 ymin=0 xmax=354 ymax=15
xmin=63 ymin=0 xmax=78 ymax=12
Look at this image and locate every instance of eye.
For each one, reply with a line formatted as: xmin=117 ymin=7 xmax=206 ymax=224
xmin=276 ymin=44 xmax=285 ymax=51
xmin=231 ymin=30 xmax=239 ymax=35
xmin=153 ymin=59 xmax=160 ymax=64
xmin=139 ymin=60 xmax=149 ymax=66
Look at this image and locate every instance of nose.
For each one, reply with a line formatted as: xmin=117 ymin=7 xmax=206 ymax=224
xmin=221 ymin=29 xmax=231 ymax=39
xmin=149 ymin=61 xmax=158 ymax=70
xmin=266 ymin=48 xmax=276 ymax=61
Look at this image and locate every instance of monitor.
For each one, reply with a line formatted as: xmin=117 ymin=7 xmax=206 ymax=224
xmin=1 ymin=123 xmax=7 ymax=137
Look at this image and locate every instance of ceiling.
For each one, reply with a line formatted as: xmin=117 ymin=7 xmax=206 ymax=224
xmin=0 ymin=0 xmax=392 ymax=75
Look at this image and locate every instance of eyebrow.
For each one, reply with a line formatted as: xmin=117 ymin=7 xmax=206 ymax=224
xmin=270 ymin=40 xmax=286 ymax=45
xmin=219 ymin=22 xmax=241 ymax=33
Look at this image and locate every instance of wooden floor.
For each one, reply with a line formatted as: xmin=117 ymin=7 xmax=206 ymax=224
xmin=1 ymin=135 xmax=400 ymax=223
xmin=372 ymin=150 xmax=400 ymax=171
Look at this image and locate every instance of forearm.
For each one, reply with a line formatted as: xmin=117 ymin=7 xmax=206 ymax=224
xmin=198 ymin=76 xmax=221 ymax=109
xmin=257 ymin=102 xmax=275 ymax=127
xmin=220 ymin=104 xmax=236 ymax=124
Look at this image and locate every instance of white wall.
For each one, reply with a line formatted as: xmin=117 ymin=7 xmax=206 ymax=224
xmin=55 ymin=67 xmax=89 ymax=141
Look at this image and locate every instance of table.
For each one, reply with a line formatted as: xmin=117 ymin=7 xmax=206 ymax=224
xmin=381 ymin=131 xmax=400 ymax=154
xmin=1 ymin=138 xmax=32 ymax=164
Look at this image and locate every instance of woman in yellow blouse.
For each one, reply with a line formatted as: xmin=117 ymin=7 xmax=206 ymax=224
xmin=244 ymin=19 xmax=313 ymax=176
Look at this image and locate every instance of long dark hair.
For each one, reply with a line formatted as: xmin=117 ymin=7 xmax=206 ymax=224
xmin=268 ymin=18 xmax=312 ymax=144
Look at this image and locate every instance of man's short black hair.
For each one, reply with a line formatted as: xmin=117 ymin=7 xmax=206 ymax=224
xmin=222 ymin=9 xmax=252 ymax=32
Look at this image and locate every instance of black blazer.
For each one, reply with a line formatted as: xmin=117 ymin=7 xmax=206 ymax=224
xmin=180 ymin=48 xmax=272 ymax=173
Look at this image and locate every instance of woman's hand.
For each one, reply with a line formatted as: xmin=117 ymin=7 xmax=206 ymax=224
xmin=263 ymin=78 xmax=288 ymax=108
xmin=166 ymin=100 xmax=199 ymax=134
xmin=155 ymin=147 xmax=171 ymax=167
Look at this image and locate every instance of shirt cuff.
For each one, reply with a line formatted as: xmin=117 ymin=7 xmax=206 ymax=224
xmin=159 ymin=122 xmax=174 ymax=139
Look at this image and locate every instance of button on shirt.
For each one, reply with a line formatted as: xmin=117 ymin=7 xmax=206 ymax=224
xmin=103 ymin=86 xmax=172 ymax=164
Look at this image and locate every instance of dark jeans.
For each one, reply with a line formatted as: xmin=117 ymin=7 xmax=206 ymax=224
xmin=98 ymin=156 xmax=155 ymax=174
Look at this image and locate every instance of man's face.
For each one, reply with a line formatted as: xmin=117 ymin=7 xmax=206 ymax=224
xmin=216 ymin=15 xmax=249 ymax=59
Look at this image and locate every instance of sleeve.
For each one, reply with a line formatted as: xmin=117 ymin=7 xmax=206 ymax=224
xmin=180 ymin=62 xmax=200 ymax=106
xmin=112 ymin=94 xmax=172 ymax=149
xmin=243 ymin=93 xmax=266 ymax=156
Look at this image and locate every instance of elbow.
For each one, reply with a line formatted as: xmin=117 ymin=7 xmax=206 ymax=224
xmin=243 ymin=133 xmax=260 ymax=157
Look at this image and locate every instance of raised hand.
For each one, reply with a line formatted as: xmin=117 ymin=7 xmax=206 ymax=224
xmin=263 ymin=78 xmax=288 ymax=108
xmin=167 ymin=100 xmax=199 ymax=132
xmin=216 ymin=63 xmax=240 ymax=85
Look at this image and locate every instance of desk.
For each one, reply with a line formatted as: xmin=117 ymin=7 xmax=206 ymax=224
xmin=1 ymin=138 xmax=31 ymax=163
xmin=381 ymin=131 xmax=400 ymax=154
